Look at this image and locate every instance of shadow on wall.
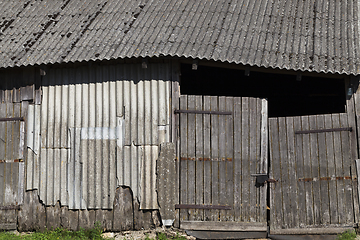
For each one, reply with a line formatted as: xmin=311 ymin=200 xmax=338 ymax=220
xmin=17 ymin=187 xmax=161 ymax=231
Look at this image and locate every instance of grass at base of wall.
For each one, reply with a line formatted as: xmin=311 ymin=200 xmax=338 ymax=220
xmin=0 ymin=222 xmax=104 ymax=240
xmin=336 ymin=230 xmax=357 ymax=240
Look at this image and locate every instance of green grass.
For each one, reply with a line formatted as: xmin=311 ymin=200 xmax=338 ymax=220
xmin=0 ymin=225 xmax=188 ymax=240
xmin=0 ymin=222 xmax=105 ymax=240
xmin=337 ymin=230 xmax=357 ymax=240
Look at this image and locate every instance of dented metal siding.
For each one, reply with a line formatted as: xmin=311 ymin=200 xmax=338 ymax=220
xmin=26 ymin=62 xmax=171 ymax=210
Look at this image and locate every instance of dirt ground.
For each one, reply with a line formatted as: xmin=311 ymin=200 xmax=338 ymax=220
xmin=101 ymin=227 xmax=196 ymax=240
xmin=101 ymin=227 xmax=270 ymax=240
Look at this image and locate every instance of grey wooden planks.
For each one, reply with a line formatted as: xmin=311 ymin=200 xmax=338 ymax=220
xmin=178 ymin=95 xmax=266 ymax=224
xmin=269 ymin=112 xmax=358 ymax=233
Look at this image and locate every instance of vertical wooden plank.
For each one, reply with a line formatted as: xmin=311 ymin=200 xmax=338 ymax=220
xmin=179 ymin=95 xmax=188 ymax=221
xmin=0 ymin=104 xmax=6 ymax=160
xmin=210 ymin=96 xmax=219 ymax=221
xmin=187 ymin=96 xmax=196 ymax=221
xmin=12 ymin=103 xmax=21 ymax=160
xmin=225 ymin=97 xmax=234 ymax=221
xmin=278 ymin=117 xmax=291 ymax=228
xmin=6 ymin=103 xmax=12 ymax=160
xmin=248 ymin=98 xmax=257 ymax=222
xmin=171 ymin=61 xmax=180 ymax=228
xmin=332 ymin=114 xmax=345 ymax=224
xmin=302 ymin=116 xmax=314 ymax=226
xmin=269 ymin=118 xmax=281 ymax=230
xmin=241 ymin=97 xmax=249 ymax=222
xmin=324 ymin=114 xmax=338 ymax=224
xmin=285 ymin=117 xmax=299 ymax=228
xmin=347 ymin=87 xmax=360 ymax=223
xmin=218 ymin=96 xmax=226 ymax=221
xmin=259 ymin=99 xmax=267 ymax=223
xmin=339 ymin=113 xmax=354 ymax=224
xmin=0 ymin=163 xmax=4 ymax=205
xmin=203 ymin=96 xmax=211 ymax=221
xmin=294 ymin=116 xmax=306 ymax=227
xmin=195 ymin=95 xmax=203 ymax=220
xmin=317 ymin=115 xmax=330 ymax=224
xmin=255 ymin=98 xmax=262 ymax=221
xmin=309 ymin=116 xmax=321 ymax=226
xmin=233 ymin=97 xmax=242 ymax=222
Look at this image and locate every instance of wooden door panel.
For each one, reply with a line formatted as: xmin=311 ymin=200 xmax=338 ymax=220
xmin=269 ymin=113 xmax=359 ymax=234
xmin=178 ymin=95 xmax=267 ymax=229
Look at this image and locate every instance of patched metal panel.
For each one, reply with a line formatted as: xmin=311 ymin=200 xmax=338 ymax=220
xmin=26 ymin=62 xmax=171 ymax=210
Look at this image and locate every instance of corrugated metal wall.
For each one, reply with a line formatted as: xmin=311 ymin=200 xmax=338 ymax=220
xmin=26 ymin=62 xmax=171 ymax=210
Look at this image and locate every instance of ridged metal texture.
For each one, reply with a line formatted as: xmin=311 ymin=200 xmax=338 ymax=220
xmin=0 ymin=0 xmax=360 ymax=75
xmin=26 ymin=62 xmax=171 ymax=209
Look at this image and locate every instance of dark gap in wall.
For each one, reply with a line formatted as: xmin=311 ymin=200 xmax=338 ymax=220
xmin=180 ymin=64 xmax=346 ymax=117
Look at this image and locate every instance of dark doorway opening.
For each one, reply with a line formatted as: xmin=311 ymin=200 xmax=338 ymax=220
xmin=180 ymin=64 xmax=346 ymax=117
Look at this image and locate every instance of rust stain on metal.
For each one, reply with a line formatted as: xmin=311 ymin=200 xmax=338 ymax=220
xmin=299 ymin=176 xmax=356 ymax=182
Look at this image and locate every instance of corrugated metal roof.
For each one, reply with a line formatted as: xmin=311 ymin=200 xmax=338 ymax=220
xmin=0 ymin=0 xmax=359 ymax=75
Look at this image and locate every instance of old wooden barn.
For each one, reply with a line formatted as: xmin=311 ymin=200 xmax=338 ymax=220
xmin=1 ymin=0 xmax=360 ymax=239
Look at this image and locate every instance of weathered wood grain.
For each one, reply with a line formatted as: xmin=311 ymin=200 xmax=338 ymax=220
xmin=218 ymin=97 xmax=226 ymax=221
xmin=259 ymin=99 xmax=268 ymax=223
xmin=203 ymin=96 xmax=211 ymax=221
xmin=241 ymin=97 xmax=250 ymax=222
xmin=309 ymin=116 xmax=321 ymax=225
xmin=317 ymin=115 xmax=330 ymax=225
xmin=0 ymin=104 xmax=6 ymax=160
xmin=195 ymin=95 xmax=204 ymax=220
xmin=233 ymin=97 xmax=242 ymax=222
xmin=332 ymin=114 xmax=345 ymax=224
xmin=294 ymin=116 xmax=306 ymax=227
xmin=285 ymin=117 xmax=299 ymax=228
xmin=324 ymin=114 xmax=338 ymax=224
xmin=225 ymin=97 xmax=234 ymax=221
xmin=248 ymin=98 xmax=257 ymax=222
xmin=187 ymin=96 xmax=196 ymax=221
xmin=339 ymin=114 xmax=354 ymax=224
xmin=279 ymin=117 xmax=292 ymax=228
xmin=180 ymin=221 xmax=267 ymax=231
xmin=301 ymin=116 xmax=314 ymax=226
xmin=210 ymin=96 xmax=219 ymax=221
xmin=179 ymin=95 xmax=188 ymax=221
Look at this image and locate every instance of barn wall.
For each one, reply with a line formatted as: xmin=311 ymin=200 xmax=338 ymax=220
xmin=26 ymin=62 xmax=172 ymax=210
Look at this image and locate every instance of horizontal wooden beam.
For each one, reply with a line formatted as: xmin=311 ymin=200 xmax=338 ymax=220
xmin=295 ymin=127 xmax=352 ymax=134
xmin=175 ymin=204 xmax=231 ymax=210
xmin=174 ymin=109 xmax=232 ymax=115
xmin=0 ymin=205 xmax=20 ymax=210
xmin=0 ymin=117 xmax=24 ymax=122
xmin=270 ymin=226 xmax=355 ymax=235
xmin=180 ymin=221 xmax=267 ymax=231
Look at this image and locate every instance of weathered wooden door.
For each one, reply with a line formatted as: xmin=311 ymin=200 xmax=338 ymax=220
xmin=0 ymin=103 xmax=25 ymax=230
xmin=269 ymin=113 xmax=359 ymax=234
xmin=177 ymin=95 xmax=268 ymax=232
